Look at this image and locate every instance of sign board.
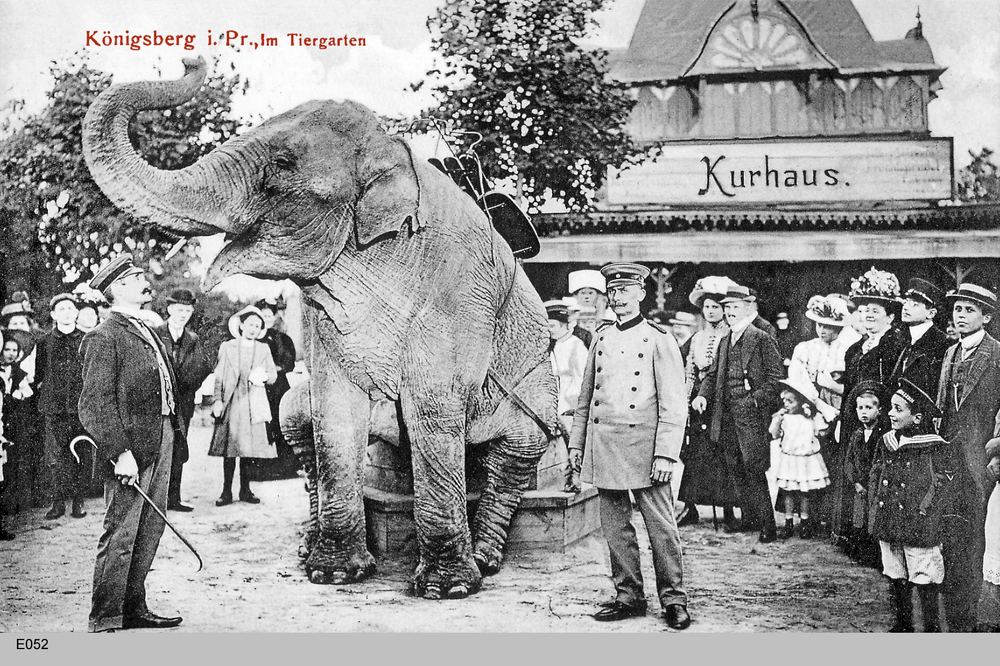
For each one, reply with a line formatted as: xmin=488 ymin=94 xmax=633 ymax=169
xmin=606 ymin=139 xmax=953 ymax=206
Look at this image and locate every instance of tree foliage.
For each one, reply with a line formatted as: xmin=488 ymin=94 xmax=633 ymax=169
xmin=956 ymin=147 xmax=1000 ymax=203
xmin=0 ymin=52 xmax=249 ymax=301
xmin=424 ymin=0 xmax=639 ymax=212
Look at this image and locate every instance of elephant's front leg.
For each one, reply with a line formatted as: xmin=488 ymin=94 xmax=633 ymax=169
xmin=305 ymin=373 xmax=376 ymax=585
xmin=401 ymin=391 xmax=482 ymax=600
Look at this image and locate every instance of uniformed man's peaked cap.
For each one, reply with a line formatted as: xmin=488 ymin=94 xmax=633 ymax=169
xmin=600 ymin=263 xmax=649 ymax=288
xmin=88 ymin=253 xmax=144 ymax=292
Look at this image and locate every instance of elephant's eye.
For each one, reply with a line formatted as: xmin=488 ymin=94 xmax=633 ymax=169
xmin=274 ymin=154 xmax=297 ymax=171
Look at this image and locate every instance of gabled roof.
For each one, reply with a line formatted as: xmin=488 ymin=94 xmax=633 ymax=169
xmin=610 ymin=0 xmax=943 ymax=83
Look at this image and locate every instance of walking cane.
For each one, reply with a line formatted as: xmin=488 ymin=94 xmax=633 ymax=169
xmin=712 ymin=505 xmax=718 ymax=532
xmin=70 ymin=437 xmax=204 ymax=572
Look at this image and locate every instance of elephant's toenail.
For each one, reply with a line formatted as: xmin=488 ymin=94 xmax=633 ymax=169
xmin=447 ymin=584 xmax=469 ymax=599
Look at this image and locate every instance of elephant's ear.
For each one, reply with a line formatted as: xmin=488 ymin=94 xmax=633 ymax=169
xmin=354 ymin=136 xmax=424 ymax=248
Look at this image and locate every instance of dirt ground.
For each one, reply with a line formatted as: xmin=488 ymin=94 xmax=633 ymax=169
xmin=1 ymin=421 xmax=894 ymax=633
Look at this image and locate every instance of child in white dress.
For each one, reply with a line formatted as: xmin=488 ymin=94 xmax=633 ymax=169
xmin=769 ymin=377 xmax=831 ymax=539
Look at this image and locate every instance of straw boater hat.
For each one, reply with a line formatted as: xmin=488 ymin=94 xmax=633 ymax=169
xmin=228 ymin=305 xmax=267 ymax=339
xmin=567 ymin=269 xmax=606 ymax=294
xmin=804 ymin=294 xmax=850 ymax=328
xmin=945 ymin=282 xmax=998 ymax=312
xmin=688 ymin=276 xmax=737 ymax=308
xmin=720 ymin=283 xmax=755 ymax=304
xmin=902 ymin=278 xmax=943 ymax=309
xmin=849 ymin=267 xmax=901 ymax=307
xmin=778 ymin=376 xmax=819 ymax=410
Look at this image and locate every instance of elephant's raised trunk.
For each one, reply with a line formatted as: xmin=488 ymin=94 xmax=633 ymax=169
xmin=83 ymin=56 xmax=251 ymax=237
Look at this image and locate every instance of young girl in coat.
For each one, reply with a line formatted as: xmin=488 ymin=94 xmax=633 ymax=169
xmin=868 ymin=378 xmax=951 ymax=632
xmin=769 ymin=377 xmax=831 ymax=539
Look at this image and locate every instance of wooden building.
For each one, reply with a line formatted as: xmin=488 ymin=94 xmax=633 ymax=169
xmin=525 ymin=0 xmax=1000 ymax=330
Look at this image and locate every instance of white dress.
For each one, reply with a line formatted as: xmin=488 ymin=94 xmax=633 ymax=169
xmin=788 ymin=336 xmax=848 ymax=412
xmin=985 ymin=483 xmax=1000 ymax=586
xmin=771 ymin=412 xmax=831 ymax=492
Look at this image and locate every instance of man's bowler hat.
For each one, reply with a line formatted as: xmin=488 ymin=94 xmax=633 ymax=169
xmin=166 ymin=289 xmax=198 ymax=306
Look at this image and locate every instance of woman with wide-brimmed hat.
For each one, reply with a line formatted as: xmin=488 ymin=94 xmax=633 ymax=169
xmin=789 ymin=294 xmax=852 ymax=414
xmin=675 ymin=276 xmax=740 ymax=528
xmin=208 ymin=306 xmax=278 ymax=506
xmin=833 ymin=268 xmax=907 ymax=560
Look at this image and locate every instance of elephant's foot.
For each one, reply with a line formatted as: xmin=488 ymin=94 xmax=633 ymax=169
xmin=411 ymin=555 xmax=482 ymax=600
xmin=472 ymin=542 xmax=503 ymax=577
xmin=304 ymin=540 xmax=376 ymax=585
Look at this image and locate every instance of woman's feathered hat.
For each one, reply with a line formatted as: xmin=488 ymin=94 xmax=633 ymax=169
xmin=804 ymin=294 xmax=850 ymax=328
xmin=689 ymin=276 xmax=738 ymax=308
xmin=849 ymin=267 xmax=901 ymax=307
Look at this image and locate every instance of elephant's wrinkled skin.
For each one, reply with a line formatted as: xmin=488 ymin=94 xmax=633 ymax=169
xmin=83 ymin=57 xmax=559 ymax=598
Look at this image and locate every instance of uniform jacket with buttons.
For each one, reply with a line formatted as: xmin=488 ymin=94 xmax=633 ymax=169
xmin=569 ymin=316 xmax=687 ymax=490
xmin=868 ymin=430 xmax=952 ymax=547
xmin=696 ymin=324 xmax=784 ymax=472
xmin=78 ymin=312 xmax=184 ymax=478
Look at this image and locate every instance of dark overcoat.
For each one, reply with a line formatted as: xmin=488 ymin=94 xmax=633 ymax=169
xmin=868 ymin=431 xmax=952 ymax=547
xmin=696 ymin=325 xmax=784 ymax=473
xmin=888 ymin=324 xmax=949 ymax=397
xmin=154 ymin=324 xmax=213 ymax=465
xmin=78 ymin=312 xmax=185 ymax=478
xmin=33 ymin=327 xmax=85 ymax=415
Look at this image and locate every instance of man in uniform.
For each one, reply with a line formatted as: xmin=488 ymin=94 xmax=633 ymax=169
xmin=155 ymin=289 xmax=213 ymax=512
xmin=79 ymin=254 xmax=185 ymax=632
xmin=692 ymin=283 xmax=784 ymax=543
xmin=889 ymin=278 xmax=949 ymax=395
xmin=569 ymin=262 xmax=691 ymax=630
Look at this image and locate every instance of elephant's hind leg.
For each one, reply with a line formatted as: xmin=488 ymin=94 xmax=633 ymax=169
xmin=472 ymin=433 xmax=548 ymax=576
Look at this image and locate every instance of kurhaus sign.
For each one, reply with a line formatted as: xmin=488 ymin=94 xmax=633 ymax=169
xmin=606 ymin=139 xmax=953 ymax=206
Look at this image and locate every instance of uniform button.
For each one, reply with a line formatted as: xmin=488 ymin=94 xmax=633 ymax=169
xmin=600 ymin=337 xmax=605 ymax=341
xmin=598 ymin=351 xmax=603 ymax=356
xmin=593 ymin=417 xmax=600 ymax=424
xmin=629 ymin=424 xmax=636 ymax=428
xmin=594 ymin=400 xmax=600 ymax=406
xmin=629 ymin=405 xmax=635 ymax=409
xmin=631 ymin=387 xmax=637 ymax=392
xmin=634 ymin=371 xmax=640 ymax=376
xmin=596 ymin=367 xmax=602 ymax=373
xmin=638 ymin=353 xmax=644 ymax=358
xmin=643 ymin=338 xmax=648 ymax=342
xmin=595 ymin=384 xmax=601 ymax=390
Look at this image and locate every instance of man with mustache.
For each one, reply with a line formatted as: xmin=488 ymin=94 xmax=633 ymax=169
xmin=569 ymin=262 xmax=691 ymax=630
xmin=79 ymin=254 xmax=186 ymax=632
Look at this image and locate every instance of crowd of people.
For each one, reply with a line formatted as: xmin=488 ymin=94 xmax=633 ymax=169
xmin=0 ymin=274 xmax=298 ymax=553
xmin=545 ymin=266 xmax=1000 ymax=633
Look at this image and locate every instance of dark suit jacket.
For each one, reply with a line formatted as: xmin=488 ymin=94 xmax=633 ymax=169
xmin=33 ymin=327 xmax=85 ymax=415
xmin=697 ymin=324 xmax=784 ymax=471
xmin=888 ymin=324 xmax=949 ymax=397
xmin=936 ymin=333 xmax=1000 ymax=513
xmin=838 ymin=326 xmax=907 ymax=444
xmin=154 ymin=325 xmax=213 ymax=422
xmin=753 ymin=314 xmax=777 ymax=340
xmin=79 ymin=312 xmax=184 ymax=478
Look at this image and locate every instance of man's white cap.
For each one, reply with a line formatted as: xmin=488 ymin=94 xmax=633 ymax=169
xmin=568 ymin=269 xmax=606 ymax=294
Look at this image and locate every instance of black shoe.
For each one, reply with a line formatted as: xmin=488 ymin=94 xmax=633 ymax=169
xmin=664 ymin=605 xmax=691 ymax=630
xmin=676 ymin=505 xmax=700 ymax=527
xmin=123 ymin=611 xmax=183 ymax=629
xmin=215 ymin=493 xmax=233 ymax=507
xmin=780 ymin=519 xmax=794 ymax=540
xmin=239 ymin=491 xmax=261 ymax=504
xmin=45 ymin=502 xmax=65 ymax=520
xmin=758 ymin=527 xmax=778 ymax=543
xmin=168 ymin=503 xmax=194 ymax=512
xmin=593 ymin=600 xmax=647 ymax=622
xmin=71 ymin=498 xmax=87 ymax=518
xmin=0 ymin=529 xmax=14 ymax=541
xmin=722 ymin=520 xmax=742 ymax=534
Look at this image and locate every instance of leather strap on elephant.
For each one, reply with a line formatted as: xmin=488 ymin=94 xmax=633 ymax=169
xmin=486 ymin=368 xmax=556 ymax=441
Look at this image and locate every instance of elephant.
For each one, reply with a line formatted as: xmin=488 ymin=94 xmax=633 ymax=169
xmin=82 ymin=57 xmax=560 ymax=599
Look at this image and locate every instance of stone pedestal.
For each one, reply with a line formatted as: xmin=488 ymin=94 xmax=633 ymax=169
xmin=362 ymin=436 xmax=601 ymax=555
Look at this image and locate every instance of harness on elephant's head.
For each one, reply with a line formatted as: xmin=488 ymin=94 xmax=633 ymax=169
xmin=409 ymin=119 xmax=540 ymax=260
